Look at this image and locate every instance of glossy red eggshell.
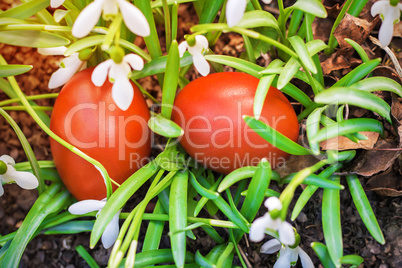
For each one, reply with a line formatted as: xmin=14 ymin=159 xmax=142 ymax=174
xmin=171 ymin=72 xmax=299 ymax=174
xmin=50 ymin=68 xmax=151 ymax=200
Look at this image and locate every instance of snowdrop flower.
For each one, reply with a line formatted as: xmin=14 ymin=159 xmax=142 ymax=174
xmin=38 ymin=46 xmax=86 ymax=89
xmin=178 ymin=35 xmax=210 ymax=76
xmin=261 ymin=238 xmax=314 ymax=268
xmin=249 ymin=197 xmax=295 ymax=245
xmin=0 ymin=155 xmax=39 ymax=196
xmin=72 ymin=0 xmax=150 ymax=38
xmin=371 ymin=0 xmax=402 ymax=46
xmin=226 ymin=0 xmax=273 ymax=27
xmin=50 ymin=0 xmax=65 ymax=8
xmin=91 ymin=51 xmax=144 ymax=110
xmin=68 ymin=198 xmax=120 ymax=249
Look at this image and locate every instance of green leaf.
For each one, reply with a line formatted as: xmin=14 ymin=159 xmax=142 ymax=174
xmin=244 ymin=115 xmax=312 ymax=155
xmin=236 ymin=10 xmax=280 ymax=32
xmin=332 ymin=58 xmax=381 ymax=87
xmin=311 ymin=118 xmax=384 ymax=144
xmin=306 ymin=106 xmax=327 ymax=155
xmin=169 ymin=170 xmax=189 ymax=268
xmin=292 ymin=0 xmax=327 ymax=18
xmin=161 ymin=40 xmax=180 ymax=120
xmin=351 ymin=77 xmax=402 ymax=98
xmin=311 ymin=242 xmax=337 ymax=268
xmin=288 ymin=35 xmax=317 ymax=74
xmin=346 ymin=174 xmax=385 ymax=244
xmin=254 ymin=60 xmax=284 ymax=119
xmin=0 ymin=0 xmax=49 ymax=20
xmin=204 ymin=55 xmax=263 ymax=78
xmin=340 ymin=255 xmax=364 ymax=266
xmin=0 ymin=64 xmax=32 ymax=77
xmin=322 ymin=176 xmax=342 ymax=267
xmin=90 ymin=162 xmax=160 ymax=248
xmin=129 ymin=249 xmax=195 ymax=268
xmin=42 ymin=221 xmax=94 ymax=235
xmin=199 ymin=0 xmax=225 ymax=24
xmin=314 ymin=87 xmax=391 ymax=123
xmin=131 ymin=53 xmax=193 ymax=80
xmin=345 ymin=38 xmax=370 ymax=63
xmin=0 ymin=30 xmax=70 ymax=48
xmin=148 ymin=114 xmax=184 ymax=138
xmin=0 ymin=18 xmax=27 ymax=25
xmin=76 ymin=245 xmax=100 ymax=268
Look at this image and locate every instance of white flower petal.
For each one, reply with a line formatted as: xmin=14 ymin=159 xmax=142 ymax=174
xmin=117 ymin=0 xmax=150 ymax=37
xmin=68 ymin=200 xmax=106 ymax=215
xmin=194 ymin=35 xmax=209 ymax=51
xmin=92 ymin=59 xmax=113 ymax=86
xmin=101 ymin=211 xmax=120 ymax=248
xmin=178 ymin=41 xmax=188 ymax=57
xmin=11 ymin=169 xmax=39 ymax=190
xmin=226 ymin=0 xmax=247 ymax=27
xmin=38 ymin=46 xmax=67 ymax=56
xmin=0 ymin=184 xmax=4 ymax=196
xmin=297 ymin=247 xmax=314 ymax=268
xmin=264 ymin=196 xmax=282 ymax=211
xmin=278 ymin=221 xmax=295 ymax=246
xmin=192 ymin=54 xmax=210 ymax=76
xmin=249 ymin=213 xmax=271 ymax=242
xmin=260 ymin=239 xmax=282 ymax=254
xmin=111 ymin=76 xmax=134 ymax=111
xmin=288 ymin=247 xmax=299 ymax=265
xmin=49 ymin=54 xmax=84 ymax=89
xmin=371 ymin=0 xmax=387 ymax=17
xmin=72 ymin=0 xmax=104 ymax=38
xmin=102 ymin=0 xmax=119 ymax=16
xmin=0 ymin=155 xmax=15 ymax=166
xmin=274 ymin=247 xmax=291 ymax=268
xmin=50 ymin=0 xmax=65 ymax=8
xmin=109 ymin=62 xmax=131 ymax=81
xmin=262 ymin=0 xmax=273 ymax=4
xmin=124 ymin=54 xmax=144 ymax=71
xmin=378 ymin=4 xmax=400 ymax=46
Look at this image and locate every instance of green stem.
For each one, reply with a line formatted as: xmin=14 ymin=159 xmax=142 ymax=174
xmin=0 ymin=106 xmax=53 ymax=111
xmin=102 ymin=13 xmax=123 ymax=51
xmin=162 ymin=0 xmax=172 ymax=52
xmin=0 ymin=93 xmax=59 ymax=107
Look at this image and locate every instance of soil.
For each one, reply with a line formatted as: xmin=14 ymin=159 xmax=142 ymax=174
xmin=1 ymin=1 xmax=402 ymax=267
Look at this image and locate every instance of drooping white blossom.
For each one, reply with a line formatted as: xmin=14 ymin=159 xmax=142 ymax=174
xmin=0 ymin=155 xmax=39 ymax=196
xmin=371 ymin=0 xmax=402 ymax=46
xmin=38 ymin=46 xmax=86 ymax=89
xmin=50 ymin=0 xmax=65 ymax=8
xmin=249 ymin=197 xmax=295 ymax=246
xmin=68 ymin=198 xmax=120 ymax=249
xmin=72 ymin=0 xmax=150 ymax=38
xmin=261 ymin=239 xmax=314 ymax=268
xmin=226 ymin=0 xmax=273 ymax=27
xmin=91 ymin=53 xmax=144 ymax=110
xmin=178 ymin=35 xmax=210 ymax=76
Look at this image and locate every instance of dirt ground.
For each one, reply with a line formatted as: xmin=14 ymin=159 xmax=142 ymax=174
xmin=0 ymin=0 xmax=402 ymax=267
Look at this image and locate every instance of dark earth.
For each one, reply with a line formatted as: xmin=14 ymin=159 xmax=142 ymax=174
xmin=0 ymin=0 xmax=401 ymax=267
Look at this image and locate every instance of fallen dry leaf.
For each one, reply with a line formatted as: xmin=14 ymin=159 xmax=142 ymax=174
xmin=365 ymin=165 xmax=402 ymax=196
xmin=320 ymin=131 xmax=380 ymax=150
xmin=334 ymin=14 xmax=379 ymax=49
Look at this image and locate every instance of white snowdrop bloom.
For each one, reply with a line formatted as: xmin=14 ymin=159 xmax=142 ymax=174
xmin=371 ymin=0 xmax=402 ymax=46
xmin=38 ymin=46 xmax=86 ymax=89
xmin=72 ymin=0 xmax=150 ymax=38
xmin=178 ymin=35 xmax=210 ymax=76
xmin=50 ymin=0 xmax=65 ymax=8
xmin=0 ymin=155 xmax=39 ymax=196
xmin=91 ymin=53 xmax=144 ymax=110
xmin=261 ymin=239 xmax=314 ymax=268
xmin=226 ymin=0 xmax=247 ymax=27
xmin=68 ymin=198 xmax=120 ymax=249
xmin=249 ymin=197 xmax=295 ymax=245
